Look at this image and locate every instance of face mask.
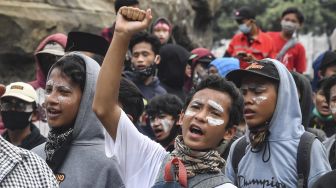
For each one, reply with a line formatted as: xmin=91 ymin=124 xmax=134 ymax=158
xmin=1 ymin=111 xmax=32 ymax=130
xmin=281 ymin=20 xmax=298 ymax=34
xmin=239 ymin=23 xmax=252 ymax=34
xmin=132 ymin=63 xmax=157 ymax=78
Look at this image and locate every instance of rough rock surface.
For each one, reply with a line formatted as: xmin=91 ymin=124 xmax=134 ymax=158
xmin=0 ymin=0 xmax=216 ymax=84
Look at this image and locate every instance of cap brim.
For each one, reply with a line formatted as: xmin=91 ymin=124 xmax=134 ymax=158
xmin=36 ymin=49 xmax=65 ymax=56
xmin=226 ymin=69 xmax=279 ymax=87
xmin=1 ymin=93 xmax=35 ymax=103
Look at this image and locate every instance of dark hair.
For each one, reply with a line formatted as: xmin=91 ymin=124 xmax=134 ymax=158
xmin=322 ymin=75 xmax=336 ymax=105
xmin=129 ymin=32 xmax=161 ymax=55
xmin=146 ymin=94 xmax=183 ymax=119
xmin=184 ymin=75 xmax=244 ymax=130
xmin=282 ymin=7 xmax=304 ymax=24
xmin=50 ymin=54 xmax=86 ymax=92
xmin=119 ymin=77 xmax=144 ymax=123
xmin=114 ymin=0 xmax=139 ymax=14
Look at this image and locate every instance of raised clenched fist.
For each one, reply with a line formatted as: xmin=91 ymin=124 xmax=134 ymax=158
xmin=119 ymin=6 xmax=146 ymax=22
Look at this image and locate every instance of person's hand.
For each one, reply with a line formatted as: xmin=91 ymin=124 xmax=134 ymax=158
xmin=0 ymin=84 xmax=5 ymax=97
xmin=114 ymin=6 xmax=152 ymax=37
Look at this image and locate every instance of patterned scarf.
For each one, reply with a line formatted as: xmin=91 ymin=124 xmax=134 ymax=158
xmin=45 ymin=128 xmax=73 ymax=173
xmin=171 ymin=136 xmax=225 ymax=178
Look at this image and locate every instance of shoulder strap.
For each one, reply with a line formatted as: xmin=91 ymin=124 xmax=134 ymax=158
xmin=232 ymin=136 xmax=248 ymax=175
xmin=276 ymin=37 xmax=298 ymax=60
xmin=189 ymin=172 xmax=231 ymax=188
xmin=297 ymin=132 xmax=317 ymax=188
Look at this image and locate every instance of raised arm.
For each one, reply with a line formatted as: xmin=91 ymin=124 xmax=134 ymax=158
xmin=93 ymin=7 xmax=152 ymax=140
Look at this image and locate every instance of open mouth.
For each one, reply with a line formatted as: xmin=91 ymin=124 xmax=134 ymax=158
xmin=47 ymin=108 xmax=61 ymax=118
xmin=189 ymin=125 xmax=204 ymax=135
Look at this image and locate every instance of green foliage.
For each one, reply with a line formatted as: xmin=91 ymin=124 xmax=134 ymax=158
xmin=213 ymin=0 xmax=336 ymax=41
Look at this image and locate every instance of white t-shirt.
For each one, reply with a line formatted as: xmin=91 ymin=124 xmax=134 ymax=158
xmin=105 ymin=110 xmax=237 ymax=188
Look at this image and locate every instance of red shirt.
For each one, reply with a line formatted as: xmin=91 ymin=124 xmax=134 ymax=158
xmin=267 ymin=32 xmax=306 ymax=73
xmin=226 ymin=30 xmax=276 ymax=69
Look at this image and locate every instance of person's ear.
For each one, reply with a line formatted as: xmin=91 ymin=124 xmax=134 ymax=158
xmin=154 ymin=55 xmax=161 ymax=65
xmin=312 ymin=92 xmax=317 ymax=105
xmin=177 ymin=111 xmax=184 ymax=126
xmin=318 ymin=70 xmax=324 ymax=79
xmin=126 ymin=114 xmax=134 ymax=122
xmin=223 ymin=127 xmax=237 ymax=140
xmin=31 ymin=111 xmax=38 ymax=122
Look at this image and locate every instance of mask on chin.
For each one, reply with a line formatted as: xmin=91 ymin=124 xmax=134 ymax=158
xmin=281 ymin=20 xmax=298 ymax=34
xmin=131 ymin=63 xmax=157 ymax=78
xmin=1 ymin=111 xmax=32 ymax=130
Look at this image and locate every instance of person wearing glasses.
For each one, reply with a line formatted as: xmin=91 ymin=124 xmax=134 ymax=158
xmin=1 ymin=82 xmax=45 ymax=150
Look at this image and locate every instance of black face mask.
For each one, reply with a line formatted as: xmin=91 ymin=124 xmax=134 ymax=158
xmin=131 ymin=63 xmax=157 ymax=78
xmin=1 ymin=111 xmax=32 ymax=130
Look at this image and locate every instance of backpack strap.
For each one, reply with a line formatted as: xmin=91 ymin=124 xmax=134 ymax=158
xmin=232 ymin=136 xmax=248 ymax=175
xmin=188 ymin=171 xmax=232 ymax=188
xmin=297 ymin=132 xmax=317 ymax=188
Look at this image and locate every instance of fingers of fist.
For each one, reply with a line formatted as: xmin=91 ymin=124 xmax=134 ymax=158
xmin=120 ymin=7 xmax=146 ymax=21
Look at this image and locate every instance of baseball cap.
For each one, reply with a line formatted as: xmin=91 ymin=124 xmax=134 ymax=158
xmin=319 ymin=51 xmax=336 ymax=71
xmin=234 ymin=6 xmax=256 ymax=21
xmin=36 ymin=41 xmax=65 ymax=56
xmin=1 ymin=82 xmax=37 ymax=103
xmin=226 ymin=60 xmax=280 ymax=87
xmin=209 ymin=57 xmax=240 ymax=77
xmin=65 ymin=31 xmax=109 ymax=57
xmin=188 ymin=48 xmax=216 ymax=66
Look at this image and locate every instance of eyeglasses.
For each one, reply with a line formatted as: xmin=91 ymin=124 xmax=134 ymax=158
xmin=0 ymin=99 xmax=34 ymax=112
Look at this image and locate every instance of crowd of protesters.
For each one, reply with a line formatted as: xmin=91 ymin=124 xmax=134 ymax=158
xmin=1 ymin=0 xmax=336 ymax=187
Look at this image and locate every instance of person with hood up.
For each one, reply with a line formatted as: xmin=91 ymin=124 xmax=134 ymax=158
xmin=32 ymin=52 xmax=124 ymax=187
xmin=93 ymin=7 xmax=241 ymax=187
xmin=208 ymin=57 xmax=240 ymax=78
xmin=1 ymin=82 xmax=46 ymax=150
xmin=226 ymin=59 xmax=331 ymax=187
xmin=123 ymin=31 xmax=166 ymax=100
xmin=291 ymin=72 xmax=327 ymax=141
xmin=184 ymin=47 xmax=216 ymax=93
xmin=309 ymin=79 xmax=335 ymax=138
xmin=151 ymin=17 xmax=174 ymax=45
xmin=29 ymin=33 xmax=67 ymax=137
xmin=158 ymin=44 xmax=190 ymax=100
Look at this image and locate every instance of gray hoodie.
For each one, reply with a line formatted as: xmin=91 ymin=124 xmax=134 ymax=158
xmin=32 ymin=53 xmax=125 ymax=188
xmin=225 ymin=59 xmax=331 ymax=188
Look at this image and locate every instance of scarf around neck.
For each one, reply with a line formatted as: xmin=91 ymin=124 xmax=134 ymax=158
xmin=171 ymin=136 xmax=225 ymax=178
xmin=45 ymin=127 xmax=73 ymax=173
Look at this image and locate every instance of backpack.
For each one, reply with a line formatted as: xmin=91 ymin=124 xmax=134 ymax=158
xmin=152 ymin=156 xmax=232 ymax=188
xmin=232 ymin=131 xmax=316 ymax=188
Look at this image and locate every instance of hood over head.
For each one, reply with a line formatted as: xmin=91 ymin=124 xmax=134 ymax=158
xmin=29 ymin=33 xmax=67 ymax=89
xmin=47 ymin=52 xmax=104 ymax=144
xmin=290 ymin=71 xmax=313 ymax=127
xmin=158 ymin=44 xmax=190 ymax=88
xmin=256 ymin=59 xmax=304 ymax=141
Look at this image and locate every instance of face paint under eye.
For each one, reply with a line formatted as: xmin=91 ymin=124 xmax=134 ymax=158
xmin=206 ymin=116 xmax=224 ymax=126
xmin=252 ymin=96 xmax=267 ymax=105
xmin=185 ymin=110 xmax=196 ymax=117
xmin=208 ymin=100 xmax=224 ymax=113
xmin=330 ymin=103 xmax=336 ymax=114
xmin=161 ymin=119 xmax=173 ymax=133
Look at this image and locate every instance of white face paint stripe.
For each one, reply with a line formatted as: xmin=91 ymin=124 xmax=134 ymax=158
xmin=161 ymin=119 xmax=172 ymax=133
xmin=252 ymin=96 xmax=267 ymax=105
xmin=330 ymin=103 xmax=336 ymax=114
xmin=206 ymin=117 xmax=224 ymax=126
xmin=185 ymin=110 xmax=196 ymax=117
xmin=208 ymin=100 xmax=224 ymax=113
